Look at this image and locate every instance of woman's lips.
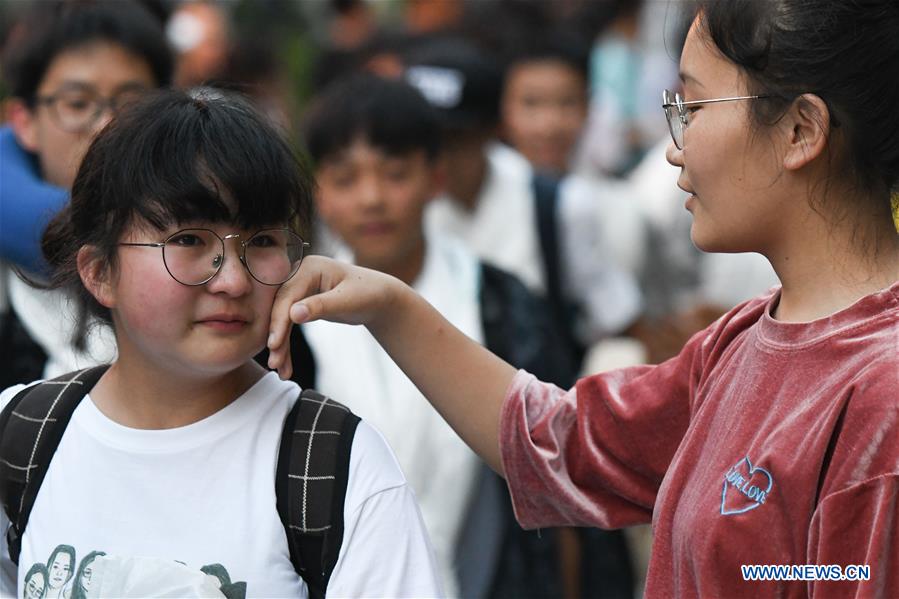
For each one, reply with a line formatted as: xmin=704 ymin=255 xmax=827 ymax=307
xmin=685 ymin=193 xmax=697 ymax=211
xmin=200 ymin=320 xmax=248 ymax=332
xmin=197 ymin=314 xmax=249 ymax=332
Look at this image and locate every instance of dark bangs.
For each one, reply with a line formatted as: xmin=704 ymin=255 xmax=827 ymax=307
xmin=70 ymin=88 xmax=314 ymax=243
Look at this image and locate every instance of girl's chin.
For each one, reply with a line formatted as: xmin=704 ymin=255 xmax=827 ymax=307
xmin=175 ymin=348 xmax=264 ymax=378
xmin=690 ymin=226 xmax=751 ymax=255
xmin=689 ymin=223 xmax=720 ymax=253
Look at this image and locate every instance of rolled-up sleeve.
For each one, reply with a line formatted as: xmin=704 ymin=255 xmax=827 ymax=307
xmin=499 ymin=327 xmax=709 ymax=530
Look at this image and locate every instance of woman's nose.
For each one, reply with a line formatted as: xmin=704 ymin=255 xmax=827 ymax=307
xmin=665 ymin=139 xmax=684 ymax=168
xmin=205 ymin=242 xmax=253 ymax=295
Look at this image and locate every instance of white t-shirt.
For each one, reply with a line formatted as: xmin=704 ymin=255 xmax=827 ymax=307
xmin=6 ymin=272 xmax=117 ymax=379
xmin=0 ymin=372 xmax=443 ymax=599
xmin=426 ymin=143 xmax=544 ymax=293
xmin=303 ymin=236 xmax=483 ymax=597
xmin=426 ymin=142 xmax=643 ymax=343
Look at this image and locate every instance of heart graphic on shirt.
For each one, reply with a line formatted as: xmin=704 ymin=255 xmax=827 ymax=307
xmin=720 ymin=456 xmax=773 ymax=516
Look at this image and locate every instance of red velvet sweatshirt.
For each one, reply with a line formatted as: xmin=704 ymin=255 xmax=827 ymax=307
xmin=500 ymin=282 xmax=899 ymax=598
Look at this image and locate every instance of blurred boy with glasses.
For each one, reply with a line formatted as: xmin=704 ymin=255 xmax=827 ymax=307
xmin=0 ymin=0 xmax=173 ymax=386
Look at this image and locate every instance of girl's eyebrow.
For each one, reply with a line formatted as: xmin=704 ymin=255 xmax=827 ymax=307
xmin=679 ymin=70 xmax=705 ymax=91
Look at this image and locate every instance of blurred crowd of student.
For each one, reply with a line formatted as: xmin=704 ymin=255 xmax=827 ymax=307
xmin=0 ymin=1 xmax=781 ymax=597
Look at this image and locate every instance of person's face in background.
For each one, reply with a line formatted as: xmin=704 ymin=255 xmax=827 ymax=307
xmin=439 ymin=127 xmax=493 ymax=210
xmin=315 ymin=138 xmax=441 ymax=281
xmin=9 ymin=41 xmax=156 ymax=189
xmin=167 ymin=1 xmax=230 ymax=87
xmin=403 ymin=0 xmax=463 ymax=34
xmin=501 ymin=59 xmax=588 ymax=174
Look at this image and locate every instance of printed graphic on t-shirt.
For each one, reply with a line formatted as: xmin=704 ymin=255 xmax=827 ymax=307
xmin=23 ymin=544 xmax=79 ymax=599
xmin=23 ymin=544 xmax=247 ymax=599
xmin=720 ymin=456 xmax=774 ymax=515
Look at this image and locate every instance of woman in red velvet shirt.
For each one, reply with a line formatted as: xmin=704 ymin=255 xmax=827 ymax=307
xmin=269 ymin=0 xmax=899 ymax=596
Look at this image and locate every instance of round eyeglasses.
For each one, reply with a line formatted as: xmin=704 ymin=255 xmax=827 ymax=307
xmin=662 ymin=89 xmax=770 ymax=150
xmin=119 ymin=228 xmax=310 ymax=286
xmin=34 ymin=84 xmax=147 ymax=133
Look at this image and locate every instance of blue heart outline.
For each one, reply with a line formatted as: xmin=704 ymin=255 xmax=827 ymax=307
xmin=720 ymin=456 xmax=773 ymax=516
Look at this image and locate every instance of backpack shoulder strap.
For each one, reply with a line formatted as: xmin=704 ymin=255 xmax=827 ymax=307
xmin=276 ymin=388 xmax=360 ymax=599
xmin=532 ymin=173 xmax=587 ymax=365
xmin=0 ymin=365 xmax=109 ymax=564
xmin=479 ymin=262 xmax=578 ymax=388
xmin=532 ymin=171 xmax=564 ymax=314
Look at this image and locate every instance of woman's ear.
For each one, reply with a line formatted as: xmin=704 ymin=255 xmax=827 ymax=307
xmin=77 ymin=246 xmax=116 ymax=309
xmin=782 ymin=93 xmax=831 ymax=171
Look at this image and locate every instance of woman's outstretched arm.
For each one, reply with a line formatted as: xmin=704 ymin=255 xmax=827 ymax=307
xmin=267 ymin=256 xmax=517 ymax=473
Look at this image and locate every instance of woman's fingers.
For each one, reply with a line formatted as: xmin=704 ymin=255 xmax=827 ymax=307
xmin=267 ymin=256 xmax=401 ymax=379
xmin=268 ymin=256 xmax=380 ymax=379
xmin=267 ymin=256 xmax=332 ymax=379
xmin=270 ymin=257 xmax=325 ymax=348
xmin=289 ymin=302 xmax=311 ymax=324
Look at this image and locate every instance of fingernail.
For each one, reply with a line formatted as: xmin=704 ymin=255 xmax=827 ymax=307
xmin=267 ymin=332 xmax=275 ymax=346
xmin=291 ymin=302 xmax=310 ymax=322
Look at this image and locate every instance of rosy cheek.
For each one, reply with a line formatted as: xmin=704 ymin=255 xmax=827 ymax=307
xmin=119 ymin=288 xmax=185 ymax=341
xmin=255 ymin=287 xmax=279 ymax=322
xmin=115 ymin=262 xmax=192 ymax=332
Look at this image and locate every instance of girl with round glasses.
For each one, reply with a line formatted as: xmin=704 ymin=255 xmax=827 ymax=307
xmin=269 ymin=0 xmax=899 ymax=595
xmin=0 ymin=88 xmax=441 ymax=597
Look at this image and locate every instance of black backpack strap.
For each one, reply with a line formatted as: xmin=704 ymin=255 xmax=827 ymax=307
xmin=533 ymin=172 xmax=565 ymax=320
xmin=253 ymin=326 xmax=317 ymax=391
xmin=276 ymin=388 xmax=360 ymax=599
xmin=0 ymin=365 xmax=109 ymax=564
xmin=532 ymin=173 xmax=587 ymax=366
xmin=480 ymin=262 xmax=578 ymax=388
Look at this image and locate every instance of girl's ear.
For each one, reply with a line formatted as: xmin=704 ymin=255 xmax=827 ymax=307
xmin=782 ymin=93 xmax=831 ymax=171
xmin=77 ymin=246 xmax=116 ymax=309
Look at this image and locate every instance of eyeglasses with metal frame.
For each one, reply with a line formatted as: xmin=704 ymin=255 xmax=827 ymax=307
xmin=118 ymin=228 xmax=310 ymax=287
xmin=33 ymin=83 xmax=148 ymax=133
xmin=662 ymin=89 xmax=771 ymax=150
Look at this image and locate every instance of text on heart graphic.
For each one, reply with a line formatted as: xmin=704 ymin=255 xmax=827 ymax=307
xmin=720 ymin=456 xmax=773 ymax=516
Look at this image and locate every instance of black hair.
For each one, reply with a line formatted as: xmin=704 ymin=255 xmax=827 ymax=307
xmin=404 ymin=36 xmax=503 ymax=131
xmin=303 ymin=72 xmax=441 ymax=164
xmin=696 ymin=0 xmax=899 ymax=204
xmin=311 ymin=30 xmax=420 ymax=91
xmin=2 ymin=0 xmax=173 ymax=104
xmin=501 ymin=30 xmax=590 ymax=87
xmin=40 ymin=87 xmax=314 ymax=331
